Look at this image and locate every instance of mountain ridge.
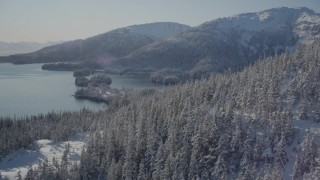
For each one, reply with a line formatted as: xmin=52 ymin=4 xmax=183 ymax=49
xmin=0 ymin=22 xmax=191 ymax=64
xmin=114 ymin=7 xmax=320 ymax=81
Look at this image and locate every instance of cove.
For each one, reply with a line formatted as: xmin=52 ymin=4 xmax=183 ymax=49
xmin=0 ymin=63 xmax=162 ymax=117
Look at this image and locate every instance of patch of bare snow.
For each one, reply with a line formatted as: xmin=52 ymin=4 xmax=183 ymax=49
xmin=0 ymin=133 xmax=88 ymax=179
xmin=259 ymin=11 xmax=272 ymax=22
xmin=294 ymin=13 xmax=320 ymax=44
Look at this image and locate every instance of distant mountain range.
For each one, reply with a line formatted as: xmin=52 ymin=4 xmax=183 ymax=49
xmin=1 ymin=7 xmax=319 ymax=82
xmin=114 ymin=7 xmax=320 ymax=80
xmin=0 ymin=22 xmax=190 ymax=64
xmin=0 ymin=41 xmax=62 ymax=56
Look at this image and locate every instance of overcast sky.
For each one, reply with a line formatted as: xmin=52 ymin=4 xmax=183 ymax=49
xmin=0 ymin=0 xmax=319 ymax=42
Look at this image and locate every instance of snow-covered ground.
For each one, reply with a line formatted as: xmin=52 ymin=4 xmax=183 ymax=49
xmin=284 ymin=117 xmax=320 ymax=179
xmin=0 ymin=133 xmax=87 ymax=179
xmin=234 ymin=108 xmax=320 ymax=179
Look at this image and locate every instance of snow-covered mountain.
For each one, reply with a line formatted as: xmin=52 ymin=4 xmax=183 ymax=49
xmin=207 ymin=7 xmax=319 ymax=47
xmin=0 ymin=22 xmax=190 ymax=64
xmin=115 ymin=7 xmax=320 ymax=80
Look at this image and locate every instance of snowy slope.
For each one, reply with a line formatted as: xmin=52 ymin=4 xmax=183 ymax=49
xmin=284 ymin=118 xmax=320 ymax=179
xmin=212 ymin=7 xmax=314 ymax=31
xmin=209 ymin=7 xmax=319 ymax=44
xmin=115 ymin=7 xmax=320 ymax=79
xmin=190 ymin=7 xmax=320 ymax=50
xmin=0 ymin=134 xmax=87 ymax=179
xmin=294 ymin=11 xmax=320 ymax=44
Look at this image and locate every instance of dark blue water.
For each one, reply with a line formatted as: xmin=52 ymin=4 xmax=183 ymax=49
xmin=0 ymin=63 xmax=161 ymax=117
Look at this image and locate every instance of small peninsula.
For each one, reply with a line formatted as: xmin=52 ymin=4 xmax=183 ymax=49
xmin=74 ymin=72 xmax=122 ymax=104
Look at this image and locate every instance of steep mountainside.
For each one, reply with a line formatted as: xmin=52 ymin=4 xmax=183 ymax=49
xmin=0 ymin=22 xmax=190 ymax=64
xmin=115 ymin=7 xmax=320 ymax=80
xmin=62 ymin=39 xmax=320 ymax=179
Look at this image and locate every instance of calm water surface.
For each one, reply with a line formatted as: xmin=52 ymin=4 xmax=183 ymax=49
xmin=0 ymin=63 xmax=162 ymax=117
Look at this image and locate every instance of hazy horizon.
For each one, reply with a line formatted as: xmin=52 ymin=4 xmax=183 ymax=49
xmin=1 ymin=0 xmax=319 ymax=43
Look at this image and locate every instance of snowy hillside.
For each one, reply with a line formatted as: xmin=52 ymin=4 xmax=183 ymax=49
xmin=73 ymin=39 xmax=320 ymax=179
xmin=1 ymin=39 xmax=320 ymax=180
xmin=205 ymin=7 xmax=319 ymax=45
xmin=115 ymin=7 xmax=320 ymax=82
xmin=212 ymin=7 xmax=315 ymax=32
xmin=0 ymin=134 xmax=87 ymax=179
xmin=294 ymin=10 xmax=320 ymax=44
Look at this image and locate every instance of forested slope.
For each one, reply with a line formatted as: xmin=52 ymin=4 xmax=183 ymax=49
xmin=115 ymin=7 xmax=320 ymax=82
xmin=77 ymin=39 xmax=320 ymax=179
xmin=0 ymin=109 xmax=101 ymax=160
xmin=1 ymin=40 xmax=320 ymax=179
